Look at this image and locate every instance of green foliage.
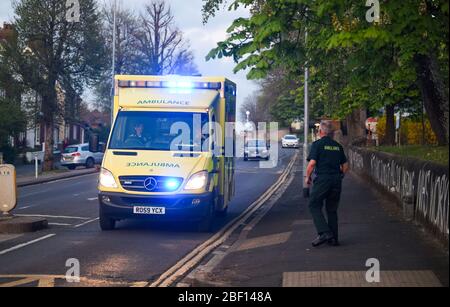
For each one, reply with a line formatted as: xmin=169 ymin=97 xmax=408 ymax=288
xmin=375 ymin=145 xmax=448 ymax=166
xmin=0 ymin=98 xmax=26 ymax=143
xmin=270 ymin=93 xmax=303 ymax=127
xmin=203 ymin=0 xmax=448 ymax=140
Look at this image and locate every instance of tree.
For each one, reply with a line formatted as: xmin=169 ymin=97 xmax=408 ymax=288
xmin=3 ymin=0 xmax=107 ymax=170
xmin=239 ymin=93 xmax=267 ymax=124
xmin=1 ymin=23 xmax=32 ymax=155
xmin=94 ymin=1 xmax=199 ymax=113
xmin=135 ymin=1 xmax=198 ymax=75
xmin=203 ymin=0 xmax=449 ymax=145
xmin=94 ymin=3 xmax=141 ymax=113
xmin=0 ymin=50 xmax=26 ymax=162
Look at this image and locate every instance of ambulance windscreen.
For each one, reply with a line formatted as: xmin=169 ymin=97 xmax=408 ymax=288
xmin=108 ymin=111 xmax=209 ymax=152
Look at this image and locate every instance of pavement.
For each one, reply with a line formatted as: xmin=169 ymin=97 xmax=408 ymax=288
xmin=187 ymin=160 xmax=449 ymax=287
xmin=15 ymin=164 xmax=99 ymax=187
xmin=0 ymin=148 xmax=295 ymax=287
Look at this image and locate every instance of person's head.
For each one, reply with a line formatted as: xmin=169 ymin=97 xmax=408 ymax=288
xmin=319 ymin=121 xmax=334 ymax=138
xmin=134 ymin=123 xmax=144 ymax=136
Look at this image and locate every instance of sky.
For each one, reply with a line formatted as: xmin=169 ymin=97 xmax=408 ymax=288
xmin=0 ymin=0 xmax=258 ymax=114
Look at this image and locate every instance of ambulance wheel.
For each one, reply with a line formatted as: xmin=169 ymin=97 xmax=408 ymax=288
xmin=215 ymin=205 xmax=228 ymax=217
xmin=197 ymin=203 xmax=214 ymax=232
xmin=99 ymin=211 xmax=116 ymax=231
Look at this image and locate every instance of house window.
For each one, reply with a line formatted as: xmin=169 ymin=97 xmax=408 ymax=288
xmin=35 ymin=125 xmax=41 ymax=145
xmin=0 ymin=88 xmax=5 ymax=98
xmin=72 ymin=125 xmax=78 ymax=140
xmin=65 ymin=124 xmax=70 ymax=141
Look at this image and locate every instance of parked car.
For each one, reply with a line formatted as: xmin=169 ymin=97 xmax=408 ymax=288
xmin=244 ymin=139 xmax=270 ymax=161
xmin=282 ymin=134 xmax=300 ymax=148
xmin=61 ymin=143 xmax=104 ymax=170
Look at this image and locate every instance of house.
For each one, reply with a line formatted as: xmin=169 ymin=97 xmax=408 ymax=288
xmin=1 ymin=22 xmax=87 ymax=161
xmin=23 ymin=84 xmax=88 ymax=152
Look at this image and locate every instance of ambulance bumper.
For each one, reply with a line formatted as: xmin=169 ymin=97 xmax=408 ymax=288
xmin=98 ymin=191 xmax=213 ymax=221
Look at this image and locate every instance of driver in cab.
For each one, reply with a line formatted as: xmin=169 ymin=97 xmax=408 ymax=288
xmin=125 ymin=122 xmax=149 ymax=146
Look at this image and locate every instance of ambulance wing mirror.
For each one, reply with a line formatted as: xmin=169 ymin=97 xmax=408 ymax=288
xmin=89 ymin=134 xmax=100 ymax=153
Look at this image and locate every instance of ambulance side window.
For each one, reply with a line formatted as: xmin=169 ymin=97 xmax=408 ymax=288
xmin=211 ymin=115 xmax=216 ymax=153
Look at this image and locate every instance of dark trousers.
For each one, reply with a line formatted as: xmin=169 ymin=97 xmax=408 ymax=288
xmin=308 ymin=175 xmax=342 ymax=239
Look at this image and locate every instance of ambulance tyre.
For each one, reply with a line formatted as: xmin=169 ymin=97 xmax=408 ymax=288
xmin=197 ymin=202 xmax=214 ymax=232
xmin=215 ymin=205 xmax=228 ymax=217
xmin=99 ymin=210 xmax=116 ymax=231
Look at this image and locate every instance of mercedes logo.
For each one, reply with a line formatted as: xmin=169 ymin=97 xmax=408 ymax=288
xmin=143 ymin=177 xmax=158 ymax=191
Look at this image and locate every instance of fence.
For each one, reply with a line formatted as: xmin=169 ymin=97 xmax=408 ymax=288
xmin=348 ymin=146 xmax=449 ymax=243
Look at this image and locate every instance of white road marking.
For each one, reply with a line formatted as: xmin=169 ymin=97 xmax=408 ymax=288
xmin=48 ymin=223 xmax=72 ymax=226
xmin=73 ymin=217 xmax=99 ymax=228
xmin=87 ymin=197 xmax=98 ymax=201
xmin=73 ymin=194 xmax=80 ymax=197
xmin=16 ymin=206 xmax=33 ymax=210
xmin=0 ymin=234 xmax=56 ymax=256
xmin=15 ymin=214 xmax=90 ymax=220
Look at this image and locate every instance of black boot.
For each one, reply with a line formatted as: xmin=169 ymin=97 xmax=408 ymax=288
xmin=312 ymin=232 xmax=334 ymax=247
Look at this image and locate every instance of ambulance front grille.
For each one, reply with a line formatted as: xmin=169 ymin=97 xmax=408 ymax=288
xmin=119 ymin=175 xmax=183 ymax=193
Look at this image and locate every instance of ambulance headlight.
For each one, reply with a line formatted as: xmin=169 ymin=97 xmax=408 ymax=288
xmin=99 ymin=168 xmax=118 ymax=188
xmin=184 ymin=171 xmax=208 ymax=190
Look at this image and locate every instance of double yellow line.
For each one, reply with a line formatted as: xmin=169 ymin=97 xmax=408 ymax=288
xmin=149 ymin=152 xmax=299 ymax=287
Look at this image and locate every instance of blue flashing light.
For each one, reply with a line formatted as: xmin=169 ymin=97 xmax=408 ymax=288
xmin=165 ymin=178 xmax=181 ymax=190
xmin=177 ymin=81 xmax=194 ymax=88
xmin=118 ymin=80 xmax=222 ymax=90
xmin=163 ymin=81 xmax=193 ymax=89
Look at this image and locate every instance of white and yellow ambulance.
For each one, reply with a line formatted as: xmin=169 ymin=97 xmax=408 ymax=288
xmin=97 ymin=75 xmax=236 ymax=231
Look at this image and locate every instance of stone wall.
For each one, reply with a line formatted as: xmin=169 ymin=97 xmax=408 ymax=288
xmin=348 ymin=146 xmax=449 ymax=243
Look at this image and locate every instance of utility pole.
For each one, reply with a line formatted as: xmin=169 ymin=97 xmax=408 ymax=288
xmin=111 ymin=0 xmax=117 ymax=125
xmin=303 ymin=23 xmax=309 ymax=187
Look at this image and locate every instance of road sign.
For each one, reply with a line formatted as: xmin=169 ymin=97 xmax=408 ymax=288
xmin=0 ymin=164 xmax=17 ymax=213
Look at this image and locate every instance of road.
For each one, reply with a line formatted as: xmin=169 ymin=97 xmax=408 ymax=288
xmin=0 ymin=147 xmax=297 ymax=287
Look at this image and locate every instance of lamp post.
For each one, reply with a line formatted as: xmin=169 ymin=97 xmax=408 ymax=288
xmin=303 ymin=21 xmax=309 ymax=188
xmin=244 ymin=111 xmax=251 ymax=144
xmin=111 ymin=0 xmax=117 ymax=125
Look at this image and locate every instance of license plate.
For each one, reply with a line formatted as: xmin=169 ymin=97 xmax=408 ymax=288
xmin=133 ymin=206 xmax=165 ymax=215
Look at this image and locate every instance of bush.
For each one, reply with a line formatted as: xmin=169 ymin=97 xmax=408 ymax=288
xmin=377 ymin=116 xmax=437 ymax=145
xmin=0 ymin=145 xmax=18 ymax=164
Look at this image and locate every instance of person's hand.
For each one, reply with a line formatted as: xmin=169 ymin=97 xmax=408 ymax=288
xmin=304 ymin=176 xmax=312 ymax=186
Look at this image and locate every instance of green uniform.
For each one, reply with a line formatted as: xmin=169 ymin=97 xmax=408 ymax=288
xmin=307 ymin=136 xmax=347 ymax=239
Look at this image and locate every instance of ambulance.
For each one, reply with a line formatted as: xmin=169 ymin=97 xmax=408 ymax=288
xmin=96 ymin=75 xmax=236 ymax=231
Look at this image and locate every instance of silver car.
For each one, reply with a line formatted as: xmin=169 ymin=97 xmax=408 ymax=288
xmin=282 ymin=135 xmax=300 ymax=148
xmin=61 ymin=143 xmax=104 ymax=170
xmin=244 ymin=139 xmax=270 ymax=161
